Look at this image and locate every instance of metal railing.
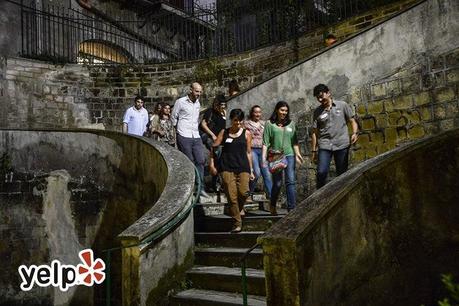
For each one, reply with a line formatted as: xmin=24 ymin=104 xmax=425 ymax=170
xmin=12 ymin=0 xmax=403 ymax=64
xmin=100 ymin=165 xmax=201 ymax=306
xmin=240 ymin=243 xmax=260 ymax=306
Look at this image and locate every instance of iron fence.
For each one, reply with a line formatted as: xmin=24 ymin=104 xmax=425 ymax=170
xmin=13 ymin=0 xmax=402 ymax=64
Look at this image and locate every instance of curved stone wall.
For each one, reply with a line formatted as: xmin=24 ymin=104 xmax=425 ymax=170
xmin=0 ymin=129 xmax=195 ymax=306
xmin=259 ymin=128 xmax=459 ymax=306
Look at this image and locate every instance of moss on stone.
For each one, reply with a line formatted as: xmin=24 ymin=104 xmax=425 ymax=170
xmin=145 ymin=247 xmax=194 ymax=306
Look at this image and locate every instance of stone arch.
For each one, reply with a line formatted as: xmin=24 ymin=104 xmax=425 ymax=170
xmin=78 ymin=39 xmax=134 ymax=64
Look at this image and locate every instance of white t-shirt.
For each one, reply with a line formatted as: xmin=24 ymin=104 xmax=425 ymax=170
xmin=123 ymin=106 xmax=149 ymax=136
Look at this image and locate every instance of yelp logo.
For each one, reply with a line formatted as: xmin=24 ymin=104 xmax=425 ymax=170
xmin=18 ymin=249 xmax=105 ymax=291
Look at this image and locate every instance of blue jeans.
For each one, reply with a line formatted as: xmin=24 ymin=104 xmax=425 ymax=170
xmin=176 ymin=134 xmax=205 ymax=184
xmin=250 ymin=148 xmax=272 ymax=198
xmin=271 ymin=155 xmax=296 ymax=210
xmin=317 ymin=147 xmax=349 ymax=188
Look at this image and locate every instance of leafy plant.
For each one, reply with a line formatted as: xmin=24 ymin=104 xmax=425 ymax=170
xmin=438 ymin=274 xmax=459 ymax=306
xmin=0 ymin=152 xmax=12 ymax=175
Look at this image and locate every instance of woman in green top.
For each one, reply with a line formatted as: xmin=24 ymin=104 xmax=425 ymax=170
xmin=262 ymin=101 xmax=304 ymax=214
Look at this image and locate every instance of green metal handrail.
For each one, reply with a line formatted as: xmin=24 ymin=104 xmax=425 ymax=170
xmin=240 ymin=243 xmax=260 ymax=306
xmin=101 ymin=165 xmax=201 ymax=306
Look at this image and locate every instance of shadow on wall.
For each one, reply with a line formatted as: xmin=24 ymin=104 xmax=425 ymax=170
xmin=259 ymin=128 xmax=459 ymax=306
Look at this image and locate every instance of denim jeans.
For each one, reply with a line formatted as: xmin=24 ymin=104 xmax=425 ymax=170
xmin=316 ymin=147 xmax=349 ymax=188
xmin=250 ymin=148 xmax=272 ymax=198
xmin=271 ymin=155 xmax=296 ymax=210
xmin=176 ymin=134 xmax=205 ymax=184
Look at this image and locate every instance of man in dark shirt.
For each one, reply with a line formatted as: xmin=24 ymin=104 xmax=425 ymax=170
xmin=200 ymin=94 xmax=227 ymax=150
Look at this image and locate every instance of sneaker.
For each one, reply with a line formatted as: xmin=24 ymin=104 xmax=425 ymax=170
xmin=200 ymin=190 xmax=211 ymax=199
xmin=231 ymin=226 xmax=242 ymax=233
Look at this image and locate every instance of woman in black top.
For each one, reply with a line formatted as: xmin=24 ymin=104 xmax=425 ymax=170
xmin=209 ymin=109 xmax=254 ymax=233
xmin=200 ymin=94 xmax=227 ymax=151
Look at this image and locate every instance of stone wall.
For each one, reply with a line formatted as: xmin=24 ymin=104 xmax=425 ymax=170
xmin=259 ymin=128 xmax=459 ymax=306
xmin=349 ymin=49 xmax=459 ymax=162
xmin=0 ymin=58 xmax=94 ymax=129
xmin=0 ymin=0 xmax=419 ymax=132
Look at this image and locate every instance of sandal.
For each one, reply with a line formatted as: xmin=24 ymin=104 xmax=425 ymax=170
xmin=269 ymin=205 xmax=278 ymax=216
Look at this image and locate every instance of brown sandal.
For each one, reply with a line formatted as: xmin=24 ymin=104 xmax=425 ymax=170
xmin=269 ymin=205 xmax=278 ymax=216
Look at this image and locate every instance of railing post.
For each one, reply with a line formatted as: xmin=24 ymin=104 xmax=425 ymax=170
xmin=240 ymin=243 xmax=259 ymax=306
xmin=241 ymin=260 xmax=248 ymax=306
xmin=105 ymin=250 xmax=111 ymax=306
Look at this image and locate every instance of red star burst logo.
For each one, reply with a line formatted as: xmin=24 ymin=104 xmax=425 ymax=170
xmin=77 ymin=249 xmax=106 ymax=286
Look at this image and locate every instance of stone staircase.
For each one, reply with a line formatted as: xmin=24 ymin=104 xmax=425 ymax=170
xmin=170 ymin=193 xmax=285 ymax=306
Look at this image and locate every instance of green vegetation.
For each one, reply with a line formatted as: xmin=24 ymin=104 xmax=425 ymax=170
xmin=0 ymin=152 xmax=12 ymax=176
xmin=438 ymin=274 xmax=459 ymax=306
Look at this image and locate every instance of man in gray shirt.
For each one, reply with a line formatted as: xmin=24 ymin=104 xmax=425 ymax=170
xmin=311 ymin=84 xmax=359 ymax=188
xmin=172 ymin=82 xmax=206 ymax=188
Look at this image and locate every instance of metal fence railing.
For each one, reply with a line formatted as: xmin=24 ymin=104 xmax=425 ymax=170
xmin=12 ymin=0 xmax=402 ymax=64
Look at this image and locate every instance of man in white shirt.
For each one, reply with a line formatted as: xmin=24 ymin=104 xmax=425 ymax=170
xmin=122 ymin=96 xmax=149 ymax=136
xmin=171 ymin=82 xmax=206 ymax=188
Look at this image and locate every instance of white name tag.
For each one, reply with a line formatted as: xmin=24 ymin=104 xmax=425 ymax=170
xmin=225 ymin=138 xmax=233 ymax=143
xmin=286 ymin=127 xmax=292 ymax=132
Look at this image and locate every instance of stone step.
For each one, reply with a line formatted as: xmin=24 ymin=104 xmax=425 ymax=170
xmin=194 ymin=202 xmax=262 ymax=216
xmin=186 ymin=265 xmax=266 ymax=296
xmin=195 ymin=212 xmax=284 ymax=232
xmin=199 ymin=192 xmax=268 ymax=204
xmin=194 ymin=247 xmax=263 ymax=269
xmin=195 ymin=231 xmax=263 ymax=248
xmin=170 ymin=289 xmax=266 ymax=306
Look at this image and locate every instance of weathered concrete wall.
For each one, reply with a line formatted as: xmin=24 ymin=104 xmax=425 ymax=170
xmin=117 ymin=135 xmax=195 ymax=306
xmin=259 ymin=128 xmax=459 ymax=306
xmin=0 ymin=1 xmax=21 ymax=58
xmin=0 ymin=131 xmax=123 ymax=305
xmin=0 ymin=130 xmax=194 ymax=305
xmin=140 ymin=214 xmax=194 ymax=306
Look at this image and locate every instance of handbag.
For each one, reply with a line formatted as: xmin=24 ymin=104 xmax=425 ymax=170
xmin=267 ymin=127 xmax=287 ymax=174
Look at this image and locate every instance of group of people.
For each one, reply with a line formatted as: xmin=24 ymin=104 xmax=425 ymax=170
xmin=122 ymin=81 xmax=358 ymax=232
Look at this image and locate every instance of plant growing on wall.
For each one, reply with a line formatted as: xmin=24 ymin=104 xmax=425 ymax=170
xmin=0 ymin=152 xmax=13 ymax=179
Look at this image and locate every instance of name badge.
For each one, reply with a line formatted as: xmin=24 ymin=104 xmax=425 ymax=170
xmin=225 ymin=138 xmax=233 ymax=143
xmin=286 ymin=127 xmax=292 ymax=132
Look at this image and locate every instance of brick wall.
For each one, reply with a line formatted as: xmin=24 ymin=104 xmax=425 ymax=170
xmin=349 ymin=49 xmax=459 ymax=162
xmin=83 ymin=0 xmax=420 ymax=130
xmin=0 ymin=58 xmax=94 ymax=129
xmin=0 ymin=0 xmax=419 ymax=131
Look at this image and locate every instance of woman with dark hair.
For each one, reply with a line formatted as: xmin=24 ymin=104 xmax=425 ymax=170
xmin=244 ymin=105 xmax=272 ymax=198
xmin=228 ymin=79 xmax=240 ymax=97
xmin=262 ymin=101 xmax=304 ymax=214
xmin=209 ymin=108 xmax=254 ymax=232
xmin=150 ymin=103 xmax=176 ymax=146
xmin=200 ymin=94 xmax=227 ymax=151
